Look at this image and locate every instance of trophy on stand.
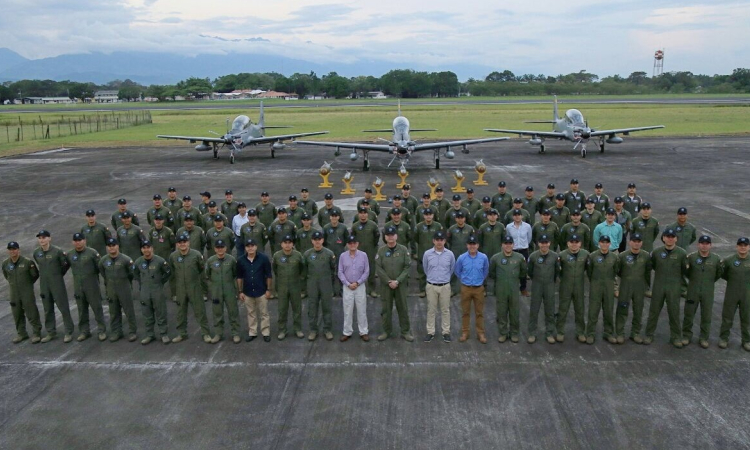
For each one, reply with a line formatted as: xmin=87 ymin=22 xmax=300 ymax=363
xmin=427 ymin=177 xmax=440 ymax=200
xmin=396 ymin=163 xmax=409 ymax=188
xmin=372 ymin=177 xmax=386 ymax=201
xmin=473 ymin=159 xmax=489 ymax=186
xmin=451 ymin=169 xmax=467 ymax=193
xmin=318 ymin=161 xmax=333 ymax=188
xmin=341 ymin=171 xmax=355 ymax=195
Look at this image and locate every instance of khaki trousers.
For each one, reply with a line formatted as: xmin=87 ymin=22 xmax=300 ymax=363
xmin=461 ymin=285 xmax=485 ymax=335
xmin=426 ymin=283 xmax=451 ymax=336
xmin=243 ymin=294 xmax=270 ymax=337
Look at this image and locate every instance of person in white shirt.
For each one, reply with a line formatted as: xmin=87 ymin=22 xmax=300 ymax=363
xmin=505 ymin=209 xmax=533 ymax=296
xmin=232 ymin=203 xmax=250 ymax=258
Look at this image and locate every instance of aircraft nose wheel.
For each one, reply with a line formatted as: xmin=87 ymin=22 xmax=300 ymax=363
xmin=230 ymin=154 xmax=235 ymax=164
xmin=581 ymin=148 xmax=587 ymax=158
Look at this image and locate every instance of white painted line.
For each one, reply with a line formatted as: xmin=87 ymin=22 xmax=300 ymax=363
xmin=0 ymin=157 xmax=80 ymax=164
xmin=33 ymin=147 xmax=72 ymax=155
xmin=715 ymin=205 xmax=750 ymax=221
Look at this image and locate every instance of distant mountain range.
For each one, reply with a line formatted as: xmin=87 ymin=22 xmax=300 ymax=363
xmin=0 ymin=48 xmax=494 ymax=85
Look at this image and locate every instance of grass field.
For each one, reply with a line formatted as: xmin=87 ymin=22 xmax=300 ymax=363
xmin=1 ymin=100 xmax=748 ymax=157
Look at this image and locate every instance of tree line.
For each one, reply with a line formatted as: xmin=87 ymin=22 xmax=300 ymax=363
xmin=2 ymin=68 xmax=749 ymax=103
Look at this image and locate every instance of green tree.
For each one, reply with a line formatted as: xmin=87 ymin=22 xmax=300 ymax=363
xmin=322 ymin=72 xmax=350 ymax=98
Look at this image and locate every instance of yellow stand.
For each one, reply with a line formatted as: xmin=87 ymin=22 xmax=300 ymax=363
xmin=396 ymin=164 xmax=409 ymax=188
xmin=318 ymin=162 xmax=333 ymax=188
xmin=372 ymin=178 xmax=386 ymax=201
xmin=473 ymin=159 xmax=489 ymax=186
xmin=427 ymin=177 xmax=440 ymax=200
xmin=341 ymin=172 xmax=355 ymax=195
xmin=451 ymin=170 xmax=467 ymax=193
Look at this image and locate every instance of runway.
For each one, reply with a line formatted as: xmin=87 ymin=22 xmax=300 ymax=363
xmin=1 ymin=136 xmax=750 ymax=449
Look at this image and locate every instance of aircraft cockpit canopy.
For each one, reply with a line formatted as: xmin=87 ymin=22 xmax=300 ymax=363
xmin=565 ymin=109 xmax=585 ymax=126
xmin=231 ymin=115 xmax=252 ymax=131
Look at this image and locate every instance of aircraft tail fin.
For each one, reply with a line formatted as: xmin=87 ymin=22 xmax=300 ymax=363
xmin=397 ymin=100 xmax=402 ymax=117
xmin=258 ymin=101 xmax=265 ymax=129
xmin=553 ymin=95 xmax=559 ymax=121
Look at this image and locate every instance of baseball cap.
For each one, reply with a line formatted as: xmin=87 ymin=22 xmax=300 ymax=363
xmin=455 ymin=211 xmax=465 ymax=218
xmin=568 ymin=234 xmax=581 ymax=242
xmin=627 ymin=183 xmax=636 ymax=188
xmin=282 ymin=235 xmax=294 ymax=242
xmin=467 ymin=235 xmax=478 ymax=244
xmin=214 ymin=239 xmax=226 ymax=248
xmin=525 ymin=186 xmax=534 ymax=192
xmin=488 ymin=209 xmax=499 ymax=216
xmin=555 ymin=193 xmax=565 ymax=200
xmin=121 ymin=211 xmax=132 ymax=219
xmin=698 ymin=235 xmax=711 ymax=244
xmin=236 ymin=202 xmax=246 ymax=208
xmin=423 ymin=208 xmax=434 ymax=215
xmin=364 ymin=188 xmax=373 ymax=193
xmin=329 ymin=210 xmax=340 ymax=217
xmin=7 ymin=241 xmax=20 ymax=249
xmin=467 ymin=188 xmax=474 ymax=194
xmin=360 ymin=199 xmax=370 ymax=205
xmin=605 ymin=208 xmax=616 ymax=215
xmin=117 ymin=198 xmax=127 ymax=205
xmin=141 ymin=240 xmax=153 ymax=247
xmin=391 ymin=207 xmax=402 ymax=215
xmin=570 ymin=209 xmax=581 ymax=215
xmin=168 ymin=187 xmax=176 ymax=192
xmin=301 ymin=213 xmax=311 ymax=221
xmin=247 ymin=208 xmax=257 ymax=216
xmin=357 ymin=207 xmax=368 ymax=213
xmin=547 ymin=183 xmax=555 ymax=189
xmin=154 ymin=214 xmax=164 ymax=221
xmin=384 ymin=226 xmax=397 ymax=235
xmin=630 ymin=233 xmax=643 ymax=241
xmin=207 ymin=200 xmax=217 ymax=207
xmin=513 ymin=198 xmax=523 ymax=204
xmin=541 ymin=209 xmax=551 ymax=216
xmin=452 ymin=194 xmax=461 ymax=201
xmin=182 ymin=195 xmax=192 ymax=201
xmin=392 ymin=194 xmax=402 ymax=200
xmin=423 ymin=193 xmax=432 ymax=199
xmin=277 ymin=207 xmax=287 ymax=214
xmin=213 ymin=214 xmax=223 ymax=222
xmin=85 ymin=209 xmax=96 ymax=216
xmin=585 ymin=198 xmax=595 ymax=204
xmin=570 ymin=178 xmax=579 ymax=184
xmin=402 ymin=184 xmax=411 ymax=190
xmin=498 ymin=181 xmax=506 ymax=187
xmin=482 ymin=196 xmax=491 ymax=203
xmin=347 ymin=235 xmax=358 ymax=244
xmin=324 ymin=193 xmax=333 ymax=200
xmin=538 ymin=234 xmax=551 ymax=242
xmin=502 ymin=236 xmax=514 ymax=244
xmin=225 ymin=189 xmax=233 ymax=195
xmin=153 ymin=194 xmax=162 ymax=200
xmin=311 ymin=231 xmax=323 ymax=239
xmin=176 ymin=235 xmax=189 ymax=243
xmin=261 ymin=191 xmax=269 ymax=196
xmin=677 ymin=207 xmax=687 ymax=215
xmin=106 ymin=238 xmax=118 ymax=246
xmin=663 ymin=229 xmax=677 ymax=237
xmin=433 ymin=231 xmax=446 ymax=240
xmin=641 ymin=202 xmax=651 ymax=209
xmin=288 ymin=195 xmax=297 ymax=201
xmin=244 ymin=239 xmax=257 ymax=247
xmin=511 ymin=209 xmax=522 ymax=216
xmin=614 ymin=196 xmax=624 ymax=203
xmin=184 ymin=216 xmax=194 ymax=221
xmin=594 ymin=183 xmax=603 ymax=188
xmin=200 ymin=191 xmax=211 ymax=197
xmin=737 ymin=237 xmax=750 ymax=245
xmin=435 ymin=187 xmax=444 ymax=192
xmin=599 ymin=235 xmax=611 ymax=242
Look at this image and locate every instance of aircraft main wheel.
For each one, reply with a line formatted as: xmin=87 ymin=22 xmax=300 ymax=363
xmin=213 ymin=149 xmax=218 ymax=159
xmin=435 ymin=158 xmax=440 ymax=169
xmin=271 ymin=149 xmax=275 ymax=158
xmin=600 ymin=144 xmax=605 ymax=153
xmin=363 ymin=159 xmax=370 ymax=171
xmin=230 ymin=154 xmax=235 ymax=164
xmin=539 ymin=145 xmax=545 ymax=154
xmin=581 ymin=148 xmax=587 ymax=158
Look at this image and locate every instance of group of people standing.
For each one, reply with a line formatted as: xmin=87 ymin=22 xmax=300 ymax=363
xmin=3 ymin=180 xmax=749 ymax=351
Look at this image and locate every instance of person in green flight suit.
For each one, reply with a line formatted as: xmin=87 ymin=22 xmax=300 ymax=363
xmin=2 ymin=241 xmax=42 ymax=344
xmin=718 ymin=237 xmax=750 ymax=351
xmin=556 ymin=234 xmax=589 ymax=343
xmin=33 ymin=230 xmax=74 ymax=343
xmin=205 ymin=240 xmax=240 ymax=344
xmin=527 ymin=234 xmax=560 ymax=344
xmin=132 ymin=240 xmax=172 ymax=345
xmin=303 ymin=231 xmax=336 ymax=341
xmin=682 ymin=235 xmax=723 ymax=349
xmin=170 ymin=235 xmax=213 ymax=344
xmin=614 ymin=234 xmax=652 ymax=344
xmin=99 ymin=238 xmax=137 ymax=342
xmin=81 ymin=209 xmax=111 ymax=256
xmin=66 ymin=233 xmax=107 ymax=342
xmin=376 ymin=226 xmax=413 ymax=342
xmin=586 ymin=235 xmax=620 ymax=345
xmin=273 ymin=235 xmax=305 ymax=340
xmin=489 ymin=236 xmax=527 ymax=343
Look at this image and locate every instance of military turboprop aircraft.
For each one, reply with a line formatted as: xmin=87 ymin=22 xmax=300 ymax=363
xmin=157 ymin=102 xmax=328 ymax=164
xmin=484 ymin=96 xmax=664 ymax=158
xmin=295 ymin=102 xmax=508 ymax=170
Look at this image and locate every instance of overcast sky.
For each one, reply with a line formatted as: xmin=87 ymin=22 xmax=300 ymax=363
xmin=2 ymin=0 xmax=748 ymax=78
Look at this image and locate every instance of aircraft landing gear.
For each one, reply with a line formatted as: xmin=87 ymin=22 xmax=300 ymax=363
xmin=539 ymin=145 xmax=546 ymax=154
xmin=600 ymin=143 xmax=605 ymax=153
xmin=271 ymin=149 xmax=275 ymax=158
xmin=230 ymin=153 xmax=235 ymax=164
xmin=363 ymin=152 xmax=370 ymax=171
xmin=213 ymin=149 xmax=219 ymax=159
xmin=581 ymin=147 xmax=587 ymax=158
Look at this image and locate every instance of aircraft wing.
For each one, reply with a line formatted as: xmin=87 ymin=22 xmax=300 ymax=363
xmin=484 ymin=129 xmax=566 ymax=138
xmin=247 ymin=131 xmax=329 ymax=144
xmin=589 ymin=126 xmax=665 ymax=137
xmin=411 ymin=137 xmax=510 ymax=151
xmin=294 ymin=140 xmax=393 ymax=152
xmin=157 ymin=135 xmax=227 ymax=143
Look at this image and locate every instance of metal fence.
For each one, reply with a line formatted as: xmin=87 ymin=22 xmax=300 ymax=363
xmin=1 ymin=111 xmax=152 ymax=143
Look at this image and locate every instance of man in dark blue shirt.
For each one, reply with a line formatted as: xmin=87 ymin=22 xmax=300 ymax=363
xmin=236 ymin=239 xmax=273 ymax=342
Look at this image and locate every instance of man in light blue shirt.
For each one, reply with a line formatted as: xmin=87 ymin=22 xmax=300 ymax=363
xmin=506 ymin=209 xmax=533 ymax=295
xmin=423 ymin=231 xmax=455 ymax=343
xmin=454 ymin=235 xmax=490 ymax=343
xmin=593 ymin=208 xmax=623 ymax=250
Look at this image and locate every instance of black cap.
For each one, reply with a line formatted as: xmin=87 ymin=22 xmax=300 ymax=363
xmin=467 ymin=235 xmax=478 ymax=244
xmin=72 ymin=233 xmax=85 ymax=241
xmin=141 ymin=240 xmax=153 ymax=247
xmin=547 ymin=183 xmax=555 ymax=189
xmin=570 ymin=178 xmax=579 ymax=184
xmin=631 ymin=233 xmax=643 ymax=241
xmin=585 ymin=198 xmax=595 ymax=204
xmin=154 ymin=214 xmax=164 ymax=221
xmin=247 ymin=209 xmax=257 ymax=216
xmin=541 ymin=209 xmax=551 ymax=215
xmin=498 ymin=181 xmax=506 ymax=187
xmin=392 ymin=194 xmax=402 ymax=200
xmin=423 ymin=193 xmax=431 ymax=199
xmin=384 ymin=226 xmax=397 ymax=235
xmin=641 ymin=202 xmax=651 ymax=209
xmin=357 ymin=207 xmax=368 ymax=213
xmin=677 ymin=207 xmax=687 ymax=215
xmin=482 ymin=196 xmax=491 ymax=203
xmin=599 ymin=235 xmax=611 ymax=242
xmin=555 ymin=193 xmax=565 ymax=200
xmin=433 ymin=231 xmax=446 ymax=240
xmin=364 ymin=188 xmax=373 ymax=193
xmin=168 ymin=187 xmax=176 ymax=192
xmin=261 ymin=191 xmax=269 ymax=196
xmin=277 ymin=207 xmax=287 ymax=214
xmin=121 ymin=211 xmax=132 ymax=219
xmin=570 ymin=209 xmax=581 ymax=215
xmin=213 ymin=214 xmax=223 ymax=222
xmin=627 ymin=183 xmax=636 ymax=188
xmin=324 ymin=193 xmax=333 ymax=199
xmin=311 ymin=231 xmax=323 ymax=239
xmin=200 ymin=191 xmax=211 ymax=197
xmin=85 ymin=209 xmax=96 ymax=216
xmin=214 ymin=239 xmax=227 ymax=248
xmin=184 ymin=216 xmax=194 ymax=221
xmin=525 ymin=186 xmax=534 ymax=192
xmin=288 ymin=195 xmax=297 ymax=201
xmin=176 ymin=235 xmax=189 ymax=243
xmin=391 ymin=207 xmax=402 ymax=215
xmin=153 ymin=194 xmax=162 ymax=200
xmin=300 ymin=188 xmax=309 ymax=193
xmin=237 ymin=202 xmax=246 ymax=208
xmin=225 ymin=189 xmax=233 ymax=195
xmin=488 ymin=209 xmax=499 ymax=216
xmin=502 ymin=236 xmax=514 ymax=244
xmin=435 ymin=187 xmax=444 ymax=192
xmin=698 ymin=235 xmax=711 ymax=244
xmin=183 ymin=195 xmax=192 ymax=201
xmin=452 ymin=194 xmax=461 ymax=201
xmin=538 ymin=234 xmax=551 ymax=243
xmin=605 ymin=208 xmax=616 ymax=215
xmin=360 ymin=199 xmax=370 ymax=205
xmin=301 ymin=213 xmax=311 ymax=220
xmin=595 ymin=183 xmax=603 ymax=188
xmin=347 ymin=235 xmax=358 ymax=243
xmin=402 ymin=184 xmax=411 ymax=190
xmin=106 ymin=238 xmax=118 ymax=246
xmin=513 ymin=198 xmax=523 ymax=204
xmin=282 ymin=235 xmax=294 ymax=242
xmin=423 ymin=208 xmax=434 ymax=215
xmin=568 ymin=234 xmax=581 ymax=242
xmin=614 ymin=196 xmax=624 ymax=203
xmin=663 ymin=228 xmax=677 ymax=237
xmin=117 ymin=198 xmax=127 ymax=205
xmin=737 ymin=237 xmax=750 ymax=245
xmin=511 ymin=209 xmax=522 ymax=216
xmin=7 ymin=241 xmax=19 ymax=249
xmin=329 ymin=210 xmax=340 ymax=217
xmin=467 ymin=188 xmax=474 ymax=194
xmin=208 ymin=200 xmax=217 ymax=207
xmin=455 ymin=211 xmax=465 ymax=218
xmin=245 ymin=239 xmax=257 ymax=247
